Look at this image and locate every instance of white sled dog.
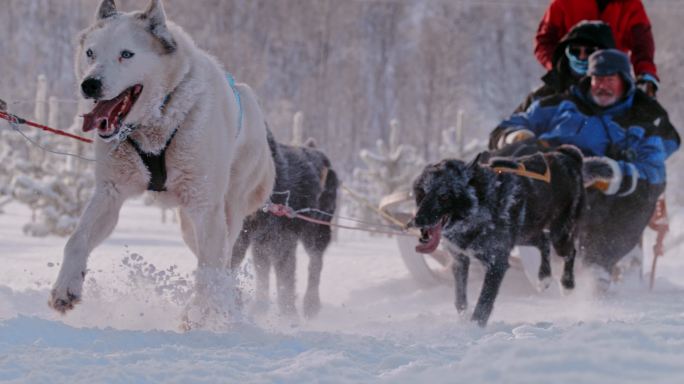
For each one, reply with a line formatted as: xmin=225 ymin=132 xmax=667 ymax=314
xmin=49 ymin=0 xmax=275 ymax=327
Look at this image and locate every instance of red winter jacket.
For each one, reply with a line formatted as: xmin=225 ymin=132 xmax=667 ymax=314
xmin=535 ymin=0 xmax=657 ymax=79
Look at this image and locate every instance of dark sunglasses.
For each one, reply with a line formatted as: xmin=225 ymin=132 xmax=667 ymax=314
xmin=568 ymin=45 xmax=599 ymax=57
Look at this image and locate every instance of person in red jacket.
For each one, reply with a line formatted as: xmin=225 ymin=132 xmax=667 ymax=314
xmin=535 ymin=0 xmax=659 ymax=97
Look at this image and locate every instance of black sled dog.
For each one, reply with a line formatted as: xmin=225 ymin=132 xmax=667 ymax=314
xmin=231 ymin=131 xmax=338 ymax=319
xmin=409 ymin=146 xmax=585 ymax=326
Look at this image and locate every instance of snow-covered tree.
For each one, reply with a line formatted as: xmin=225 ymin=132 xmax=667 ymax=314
xmin=356 ymin=119 xmax=425 ymax=197
xmin=3 ymin=78 xmax=95 ymax=236
xmin=438 ymin=110 xmax=487 ymax=161
xmin=290 ymin=111 xmax=305 ymax=146
xmin=348 ymin=119 xmax=425 ymax=227
xmin=12 ymin=170 xmax=93 ymax=237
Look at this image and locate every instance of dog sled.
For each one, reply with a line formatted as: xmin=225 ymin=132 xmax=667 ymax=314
xmin=379 ymin=189 xmax=543 ymax=289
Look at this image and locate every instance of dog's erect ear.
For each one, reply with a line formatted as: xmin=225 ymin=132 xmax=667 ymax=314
xmin=143 ymin=0 xmax=167 ymax=25
xmin=467 ymin=152 xmax=485 ymax=172
xmin=141 ymin=0 xmax=177 ymax=54
xmin=472 ymin=151 xmax=491 ymax=167
xmin=465 ymin=152 xmax=487 ymax=184
xmin=96 ymin=0 xmax=117 ymax=20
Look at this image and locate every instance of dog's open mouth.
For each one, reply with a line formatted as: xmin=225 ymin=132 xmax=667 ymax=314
xmin=415 ymin=217 xmax=446 ymax=254
xmin=82 ymin=85 xmax=143 ymax=139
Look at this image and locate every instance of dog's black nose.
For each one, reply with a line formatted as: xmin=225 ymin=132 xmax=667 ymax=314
xmin=81 ymin=78 xmax=102 ymax=98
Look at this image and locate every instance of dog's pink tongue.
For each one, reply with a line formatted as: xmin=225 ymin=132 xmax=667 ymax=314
xmin=83 ymin=88 xmax=138 ymax=132
xmin=415 ymin=223 xmax=442 ymax=254
xmin=81 ymin=95 xmax=126 ymax=133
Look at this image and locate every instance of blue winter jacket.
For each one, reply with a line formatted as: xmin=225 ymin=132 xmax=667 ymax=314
xmin=497 ymin=81 xmax=679 ymax=186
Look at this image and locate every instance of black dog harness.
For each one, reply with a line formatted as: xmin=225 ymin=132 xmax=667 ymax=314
xmin=127 ymin=130 xmax=178 ymax=192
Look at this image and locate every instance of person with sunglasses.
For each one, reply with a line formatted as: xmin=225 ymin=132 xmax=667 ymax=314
xmin=535 ymin=0 xmax=659 ymax=98
xmin=502 ymin=20 xmax=616 ymax=124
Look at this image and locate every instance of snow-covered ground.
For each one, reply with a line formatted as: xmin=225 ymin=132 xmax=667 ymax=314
xmin=1 ymin=199 xmax=683 ymax=383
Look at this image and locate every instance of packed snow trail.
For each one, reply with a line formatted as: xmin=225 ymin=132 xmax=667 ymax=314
xmin=1 ymin=199 xmax=683 ymax=383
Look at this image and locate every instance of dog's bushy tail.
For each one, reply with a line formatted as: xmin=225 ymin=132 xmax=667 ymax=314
xmin=265 ymin=122 xmax=279 ymax=158
xmin=318 ymin=166 xmax=339 ymax=222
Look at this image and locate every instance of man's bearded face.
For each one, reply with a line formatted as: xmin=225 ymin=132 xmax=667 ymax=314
xmin=590 ymin=74 xmax=626 ymax=107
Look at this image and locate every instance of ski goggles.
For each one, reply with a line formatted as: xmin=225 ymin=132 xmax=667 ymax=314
xmin=567 ymin=45 xmax=600 ymax=58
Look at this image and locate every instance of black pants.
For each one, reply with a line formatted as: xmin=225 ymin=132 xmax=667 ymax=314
xmin=580 ymin=184 xmax=662 ymax=271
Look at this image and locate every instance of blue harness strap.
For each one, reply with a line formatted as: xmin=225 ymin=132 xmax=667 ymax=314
xmin=226 ymin=73 xmax=243 ymax=137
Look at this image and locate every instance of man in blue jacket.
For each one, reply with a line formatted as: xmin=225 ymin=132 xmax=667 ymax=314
xmin=491 ymin=49 xmax=680 ymax=291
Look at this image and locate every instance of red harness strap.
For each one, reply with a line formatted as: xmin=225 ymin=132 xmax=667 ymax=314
xmin=0 ymin=111 xmax=93 ymax=144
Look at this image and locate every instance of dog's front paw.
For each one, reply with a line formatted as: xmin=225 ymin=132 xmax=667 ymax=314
xmin=49 ymin=273 xmax=84 ymax=313
xmin=48 ymin=269 xmax=85 ymax=314
xmin=49 ymin=290 xmax=81 ymax=313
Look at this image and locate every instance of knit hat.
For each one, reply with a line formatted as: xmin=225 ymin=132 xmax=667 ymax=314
xmin=587 ymin=48 xmax=635 ymax=90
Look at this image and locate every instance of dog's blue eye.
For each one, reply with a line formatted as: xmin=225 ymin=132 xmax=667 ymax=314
xmin=86 ymin=49 xmax=94 ymax=58
xmin=120 ymin=50 xmax=135 ymax=59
